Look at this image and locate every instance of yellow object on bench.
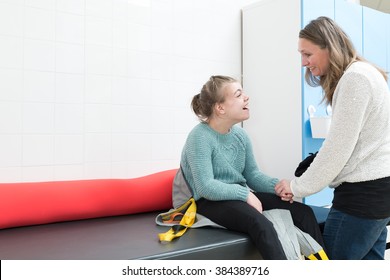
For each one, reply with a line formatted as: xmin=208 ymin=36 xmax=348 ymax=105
xmin=158 ymin=198 xmax=197 ymax=242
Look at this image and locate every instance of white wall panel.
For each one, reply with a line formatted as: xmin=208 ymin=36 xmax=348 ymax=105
xmin=242 ymin=0 xmax=302 ymax=180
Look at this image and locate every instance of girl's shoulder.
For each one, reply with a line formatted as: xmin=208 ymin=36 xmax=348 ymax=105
xmin=231 ymin=124 xmax=248 ymax=136
xmin=231 ymin=125 xmax=251 ymax=145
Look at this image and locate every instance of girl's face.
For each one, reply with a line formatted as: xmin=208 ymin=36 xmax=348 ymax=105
xmin=298 ymin=38 xmax=330 ymax=76
xmin=218 ymin=82 xmax=250 ymax=123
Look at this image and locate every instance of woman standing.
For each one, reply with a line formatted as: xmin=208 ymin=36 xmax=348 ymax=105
xmin=276 ymin=16 xmax=390 ymax=260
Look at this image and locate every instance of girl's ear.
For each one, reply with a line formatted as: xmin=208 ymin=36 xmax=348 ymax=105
xmin=215 ymin=103 xmax=225 ymax=115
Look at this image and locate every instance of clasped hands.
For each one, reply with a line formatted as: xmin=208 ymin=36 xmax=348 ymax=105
xmin=275 ymin=179 xmax=294 ymax=203
xmin=247 ymin=179 xmax=294 ymax=213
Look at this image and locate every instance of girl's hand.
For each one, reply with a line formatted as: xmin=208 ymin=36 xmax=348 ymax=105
xmin=275 ymin=180 xmax=294 ymax=203
xmin=246 ymin=192 xmax=263 ymax=213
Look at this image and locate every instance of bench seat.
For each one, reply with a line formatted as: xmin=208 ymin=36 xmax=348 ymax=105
xmin=0 ymin=206 xmax=331 ymax=260
xmin=0 ymin=211 xmax=261 ymax=260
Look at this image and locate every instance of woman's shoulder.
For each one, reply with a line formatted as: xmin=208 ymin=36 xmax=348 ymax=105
xmin=348 ymin=61 xmax=382 ymax=77
xmin=345 ymin=61 xmax=388 ymax=90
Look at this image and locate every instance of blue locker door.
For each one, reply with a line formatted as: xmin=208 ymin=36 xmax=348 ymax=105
xmin=363 ymin=7 xmax=388 ymax=71
xmin=335 ymin=0 xmax=363 ymax=55
xmin=301 ymin=0 xmax=334 ymax=206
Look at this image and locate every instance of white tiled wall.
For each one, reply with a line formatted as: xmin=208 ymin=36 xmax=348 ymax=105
xmin=0 ymin=0 xmax=258 ymax=182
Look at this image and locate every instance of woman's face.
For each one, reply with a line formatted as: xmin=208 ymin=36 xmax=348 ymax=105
xmin=298 ymin=38 xmax=330 ymax=77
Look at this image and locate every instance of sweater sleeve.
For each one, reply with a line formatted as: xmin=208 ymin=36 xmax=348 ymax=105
xmin=241 ymin=130 xmax=278 ymax=194
xmin=291 ymin=71 xmax=371 ymax=198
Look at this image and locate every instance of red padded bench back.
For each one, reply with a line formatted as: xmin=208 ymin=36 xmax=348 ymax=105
xmin=0 ymin=169 xmax=177 ymax=229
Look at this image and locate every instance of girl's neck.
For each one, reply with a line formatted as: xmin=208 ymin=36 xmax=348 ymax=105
xmin=207 ymin=118 xmax=233 ymax=134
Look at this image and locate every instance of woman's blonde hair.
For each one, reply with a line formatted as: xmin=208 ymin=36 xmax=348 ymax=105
xmin=191 ymin=75 xmax=238 ymax=122
xmin=299 ymin=16 xmax=388 ymax=105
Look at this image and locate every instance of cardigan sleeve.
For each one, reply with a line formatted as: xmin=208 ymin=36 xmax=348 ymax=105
xmin=291 ymin=71 xmax=371 ymax=197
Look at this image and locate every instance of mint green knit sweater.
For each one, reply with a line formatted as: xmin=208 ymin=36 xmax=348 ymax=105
xmin=180 ymin=123 xmax=278 ymax=202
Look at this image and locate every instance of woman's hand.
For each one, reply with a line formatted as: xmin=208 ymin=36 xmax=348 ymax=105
xmin=275 ymin=180 xmax=294 ymax=203
xmin=246 ymin=191 xmax=263 ymax=213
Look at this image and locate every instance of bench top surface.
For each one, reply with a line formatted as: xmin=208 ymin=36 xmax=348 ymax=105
xmin=0 ymin=211 xmax=256 ymax=260
xmin=0 ymin=206 xmax=331 ymax=260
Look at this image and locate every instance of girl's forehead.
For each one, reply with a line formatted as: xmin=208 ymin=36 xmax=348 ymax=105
xmin=222 ymin=82 xmax=242 ymax=95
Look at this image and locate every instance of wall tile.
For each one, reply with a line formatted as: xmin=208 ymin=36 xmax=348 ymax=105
xmin=25 ymin=0 xmax=55 ymax=10
xmin=85 ymin=0 xmax=113 ymax=19
xmin=22 ymin=166 xmax=54 ymax=182
xmin=54 ymin=134 xmax=84 ymax=164
xmin=128 ymin=50 xmax=151 ymax=78
xmin=0 ymin=3 xmax=24 ymax=37
xmin=127 ymin=133 xmax=152 ymax=161
xmin=0 ymin=167 xmax=22 ymax=182
xmin=0 ymin=102 xmax=22 ymax=134
xmin=151 ymin=108 xmax=174 ymax=134
xmin=0 ymin=0 xmax=24 ymax=6
xmin=85 ymin=45 xmax=112 ymax=75
xmin=56 ymin=0 xmax=85 ymax=15
xmin=85 ymin=104 xmax=112 ymax=133
xmin=130 ymin=78 xmax=152 ymax=106
xmin=111 ymin=105 xmax=129 ymax=133
xmin=24 ymin=7 xmax=55 ymax=41
xmin=0 ymin=135 xmax=22 ymax=167
xmin=151 ymin=26 xmax=173 ymax=54
xmin=151 ymin=133 xmax=174 ymax=160
xmin=55 ymin=73 xmax=84 ymax=103
xmin=56 ymin=12 xmax=84 ymax=44
xmin=151 ymin=0 xmax=173 ymax=28
xmin=84 ymin=133 xmax=111 ymax=163
xmin=85 ymin=75 xmax=112 ymax=103
xmin=111 ymin=133 xmax=129 ymax=162
xmin=113 ymin=20 xmax=128 ymax=48
xmin=0 ymin=68 xmax=23 ymax=101
xmin=151 ymin=79 xmax=174 ymax=106
xmin=128 ymin=0 xmax=151 ymax=25
xmin=0 ymin=35 xmax=23 ymax=69
xmin=127 ymin=106 xmax=152 ymax=133
xmin=113 ymin=0 xmax=128 ymax=21
xmin=54 ymin=164 xmax=84 ymax=181
xmin=128 ymin=23 xmax=151 ymax=52
xmin=112 ymin=77 xmax=129 ymax=104
xmin=112 ymin=48 xmax=128 ymax=77
xmin=56 ymin=42 xmax=85 ymax=74
xmin=84 ymin=162 xmax=112 ymax=179
xmin=151 ymin=54 xmax=174 ymax=81
xmin=22 ymin=134 xmax=54 ymax=166
xmin=23 ymin=70 xmax=55 ymax=102
xmin=55 ymin=103 xmax=84 ymax=134
xmin=23 ymin=102 xmax=55 ymax=134
xmin=24 ymin=39 xmax=56 ymax=71
xmin=85 ymin=17 xmax=112 ymax=47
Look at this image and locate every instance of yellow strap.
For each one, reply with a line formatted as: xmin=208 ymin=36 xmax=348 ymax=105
xmin=158 ymin=198 xmax=197 ymax=242
xmin=307 ymin=249 xmax=329 ymax=260
xmin=318 ymin=249 xmax=329 ymax=260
